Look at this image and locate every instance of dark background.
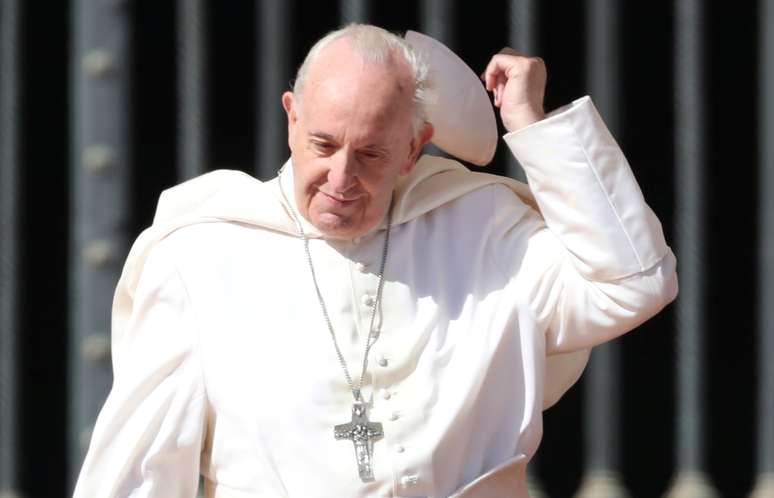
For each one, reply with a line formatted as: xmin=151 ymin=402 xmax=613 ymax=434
xmin=13 ymin=1 xmax=761 ymax=497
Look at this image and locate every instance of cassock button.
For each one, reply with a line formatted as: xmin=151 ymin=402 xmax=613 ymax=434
xmin=377 ymin=355 xmax=389 ymax=367
xmin=395 ymin=445 xmax=405 ymax=453
xmin=380 ymin=389 xmax=391 ymax=400
xmin=361 ymin=294 xmax=375 ymax=307
xmin=401 ymin=475 xmax=419 ymax=486
xmin=389 ymin=412 xmax=400 ymax=421
xmin=355 ymin=262 xmax=368 ymax=273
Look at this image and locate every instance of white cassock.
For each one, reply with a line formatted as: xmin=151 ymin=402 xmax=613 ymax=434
xmin=72 ymin=96 xmax=678 ymax=498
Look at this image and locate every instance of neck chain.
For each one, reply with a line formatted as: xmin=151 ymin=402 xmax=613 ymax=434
xmin=278 ymin=170 xmax=392 ymax=482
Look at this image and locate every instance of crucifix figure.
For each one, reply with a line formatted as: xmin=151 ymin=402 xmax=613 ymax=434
xmin=334 ymin=401 xmax=384 ymax=482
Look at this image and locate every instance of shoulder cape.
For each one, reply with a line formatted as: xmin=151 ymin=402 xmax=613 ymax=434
xmin=111 ymin=154 xmax=586 ymax=409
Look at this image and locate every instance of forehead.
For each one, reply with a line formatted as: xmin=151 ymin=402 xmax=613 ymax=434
xmin=297 ymin=40 xmax=414 ymax=139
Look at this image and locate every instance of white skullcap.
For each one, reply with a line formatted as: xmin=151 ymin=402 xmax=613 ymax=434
xmin=404 ymin=30 xmax=498 ymax=166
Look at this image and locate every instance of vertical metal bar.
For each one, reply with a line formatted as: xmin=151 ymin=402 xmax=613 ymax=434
xmin=177 ymin=0 xmax=208 ymax=180
xmin=510 ymin=0 xmax=538 ymax=53
xmin=506 ymin=0 xmax=538 ymax=181
xmin=665 ymin=1 xmax=718 ymax=496
xmin=575 ymin=1 xmax=628 ymax=497
xmin=0 ymin=0 xmax=22 ymax=495
xmin=340 ymin=0 xmax=371 ymax=24
xmin=256 ymin=0 xmax=291 ymax=180
xmin=751 ymin=0 xmax=774 ymax=496
xmin=69 ymin=0 xmax=131 ymax=490
xmin=179 ymin=3 xmax=209 ymax=488
xmin=585 ymin=0 xmax=620 ymax=134
xmin=420 ymin=0 xmax=456 ymax=47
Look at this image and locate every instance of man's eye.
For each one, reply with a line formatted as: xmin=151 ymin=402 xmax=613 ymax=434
xmin=312 ymin=142 xmax=334 ymax=154
xmin=359 ymin=151 xmax=383 ymax=161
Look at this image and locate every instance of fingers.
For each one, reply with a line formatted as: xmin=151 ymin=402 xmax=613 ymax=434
xmin=480 ymin=49 xmax=545 ymax=92
xmin=498 ymin=47 xmax=526 ymax=57
xmin=479 ymin=47 xmax=548 ymax=130
xmin=495 ymin=77 xmax=505 ymax=107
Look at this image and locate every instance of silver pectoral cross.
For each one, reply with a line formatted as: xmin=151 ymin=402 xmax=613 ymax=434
xmin=334 ymin=402 xmax=384 ymax=482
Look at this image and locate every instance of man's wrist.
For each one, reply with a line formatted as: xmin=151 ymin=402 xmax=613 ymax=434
xmin=502 ymin=105 xmax=546 ymax=132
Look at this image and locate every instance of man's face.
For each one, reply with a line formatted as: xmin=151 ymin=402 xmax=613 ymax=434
xmin=283 ymin=39 xmax=432 ymax=240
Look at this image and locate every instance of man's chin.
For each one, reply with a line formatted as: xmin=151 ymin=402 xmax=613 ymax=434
xmin=311 ymin=212 xmax=365 ymax=240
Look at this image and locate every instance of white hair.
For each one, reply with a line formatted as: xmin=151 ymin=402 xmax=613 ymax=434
xmin=292 ymin=24 xmax=431 ymax=135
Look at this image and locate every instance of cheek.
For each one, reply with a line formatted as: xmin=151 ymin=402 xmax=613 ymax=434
xmin=361 ymin=168 xmax=400 ymax=202
xmin=294 ymin=158 xmax=327 ymax=190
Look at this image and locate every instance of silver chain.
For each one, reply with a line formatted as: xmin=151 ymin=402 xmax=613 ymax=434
xmin=278 ymin=170 xmax=392 ymax=403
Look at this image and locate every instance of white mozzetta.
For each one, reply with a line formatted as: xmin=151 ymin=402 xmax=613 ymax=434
xmin=73 ymin=97 xmax=677 ymax=498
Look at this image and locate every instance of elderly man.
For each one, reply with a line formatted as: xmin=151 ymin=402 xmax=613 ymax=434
xmin=73 ymin=24 xmax=677 ymax=498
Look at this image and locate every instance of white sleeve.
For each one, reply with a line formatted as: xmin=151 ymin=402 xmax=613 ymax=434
xmin=495 ymin=96 xmax=678 ymax=354
xmin=73 ymin=238 xmax=207 ymax=498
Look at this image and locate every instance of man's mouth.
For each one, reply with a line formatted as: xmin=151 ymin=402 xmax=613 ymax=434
xmin=319 ymin=191 xmax=360 ymax=207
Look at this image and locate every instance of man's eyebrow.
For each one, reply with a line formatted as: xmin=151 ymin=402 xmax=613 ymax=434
xmin=309 ymin=131 xmax=337 ymax=141
xmin=308 ymin=131 xmax=389 ymax=153
xmin=360 ymin=144 xmax=390 ymax=155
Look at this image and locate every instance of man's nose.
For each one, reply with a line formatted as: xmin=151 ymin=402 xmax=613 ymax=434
xmin=327 ymin=149 xmax=358 ymax=193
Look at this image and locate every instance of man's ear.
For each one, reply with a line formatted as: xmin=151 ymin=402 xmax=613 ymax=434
xmin=401 ymin=121 xmax=434 ymax=175
xmin=282 ymin=91 xmax=297 ymax=122
xmin=282 ymin=91 xmax=298 ymax=149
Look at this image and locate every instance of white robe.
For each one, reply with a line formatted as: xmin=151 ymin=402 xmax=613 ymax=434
xmin=73 ymin=97 xmax=678 ymax=498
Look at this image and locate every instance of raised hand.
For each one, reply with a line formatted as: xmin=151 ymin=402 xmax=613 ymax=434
xmin=482 ymin=48 xmax=547 ymax=132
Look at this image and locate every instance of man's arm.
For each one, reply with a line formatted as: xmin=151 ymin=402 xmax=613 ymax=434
xmin=504 ymin=97 xmax=677 ymax=352
xmin=484 ymin=50 xmax=678 ymax=354
xmin=73 ymin=238 xmax=206 ymax=498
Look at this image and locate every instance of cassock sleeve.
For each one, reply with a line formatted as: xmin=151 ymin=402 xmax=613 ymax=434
xmin=493 ymin=96 xmax=678 ymax=355
xmin=73 ymin=237 xmax=207 ymax=498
